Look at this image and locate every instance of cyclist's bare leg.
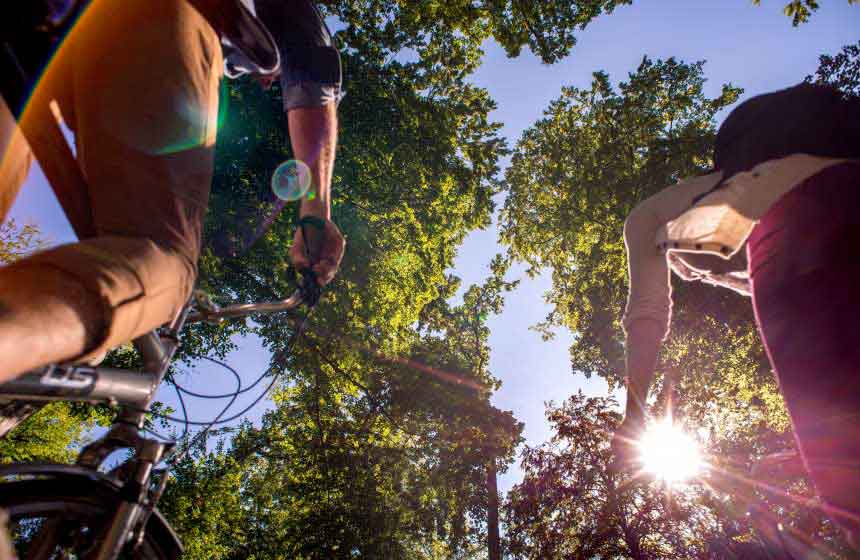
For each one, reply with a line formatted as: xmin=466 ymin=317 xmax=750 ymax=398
xmin=0 ymin=265 xmax=104 ymax=381
xmin=2 ymin=88 xmax=99 ymax=380
xmin=609 ymin=320 xmax=663 ymax=469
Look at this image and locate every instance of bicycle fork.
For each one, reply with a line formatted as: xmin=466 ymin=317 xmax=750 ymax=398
xmin=94 ymin=439 xmax=170 ymax=560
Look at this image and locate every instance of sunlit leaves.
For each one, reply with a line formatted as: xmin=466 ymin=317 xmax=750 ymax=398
xmin=805 ymin=40 xmax=860 ymax=98
xmin=157 ymin=49 xmax=520 ymax=557
xmin=0 ymin=219 xmax=42 ymax=264
xmin=501 ymin=57 xmax=741 ymax=382
xmin=325 ymin=0 xmax=634 ymax=79
xmin=752 ymin=0 xmax=859 ymax=26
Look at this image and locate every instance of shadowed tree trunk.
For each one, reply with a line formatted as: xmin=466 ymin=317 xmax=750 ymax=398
xmin=487 ymin=459 xmax=501 ymax=560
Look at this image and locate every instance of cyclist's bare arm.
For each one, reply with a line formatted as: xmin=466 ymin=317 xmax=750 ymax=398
xmin=248 ymin=0 xmax=345 ymax=286
xmin=288 ymin=103 xmax=345 ymax=286
xmin=612 ymin=193 xmax=673 ymax=459
xmin=612 ymin=175 xmax=725 ymax=462
xmin=292 ymin=104 xmax=336 ymax=222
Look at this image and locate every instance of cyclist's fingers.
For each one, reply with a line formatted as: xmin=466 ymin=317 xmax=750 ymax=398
xmin=312 ymin=262 xmax=338 ymax=286
xmin=312 ymin=247 xmax=344 ymax=286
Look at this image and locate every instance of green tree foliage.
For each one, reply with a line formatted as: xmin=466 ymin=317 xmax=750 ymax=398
xmin=323 ymin=0 xmax=633 ymax=71
xmin=0 ymin=402 xmax=109 ymax=464
xmin=156 ymin=48 xmax=522 ymax=557
xmin=326 ymin=0 xmax=837 ymax=76
xmin=753 ymin=0 xmax=859 ymax=26
xmin=155 ymin=442 xmax=248 ymax=559
xmin=500 ymin=57 xmax=742 ymax=383
xmin=0 ymin=220 xmax=42 ymax=263
xmin=806 ymin=40 xmax=860 ymax=97
xmin=160 ymin=267 xmax=524 ymax=559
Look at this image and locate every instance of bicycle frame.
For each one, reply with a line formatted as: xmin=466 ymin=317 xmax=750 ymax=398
xmin=0 ymin=319 xmax=183 ymax=412
xmin=1 ymin=26 xmax=311 ymax=556
xmin=0 ymin=289 xmax=307 ymax=559
xmin=0 ymin=289 xmax=304 ymax=412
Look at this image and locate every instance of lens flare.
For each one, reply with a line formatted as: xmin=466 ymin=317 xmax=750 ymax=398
xmin=638 ymin=417 xmax=703 ymax=484
xmin=272 ymin=159 xmax=312 ymax=201
xmin=151 ymin=78 xmax=230 ymax=155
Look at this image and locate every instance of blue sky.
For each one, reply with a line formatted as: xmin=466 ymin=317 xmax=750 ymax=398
xmin=8 ymin=0 xmax=859 ymax=492
xmin=470 ymin=0 xmax=860 ymax=143
xmin=453 ymin=0 xmax=859 ymax=491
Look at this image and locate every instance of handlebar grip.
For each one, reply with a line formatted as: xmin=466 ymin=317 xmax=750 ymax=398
xmin=298 ymin=215 xmax=327 ymax=265
xmin=299 ymin=269 xmax=321 ymax=306
xmin=297 ymin=216 xmax=326 ymax=306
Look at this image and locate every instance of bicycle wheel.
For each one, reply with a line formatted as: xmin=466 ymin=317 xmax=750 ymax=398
xmin=0 ymin=477 xmax=182 ymax=560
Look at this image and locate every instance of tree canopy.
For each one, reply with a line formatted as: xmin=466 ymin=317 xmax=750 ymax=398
xmin=806 ymin=39 xmax=860 ymax=97
xmin=499 ymin=45 xmax=859 ymax=557
xmin=754 ymin=0 xmax=859 ymax=26
xmin=154 ymin=46 xmax=523 ymax=557
xmin=326 ymin=0 xmax=847 ymax=78
xmin=500 ymin=56 xmax=742 ymax=383
xmin=1 ymin=0 xmax=858 ymax=554
xmin=323 ymin=0 xmax=633 ymax=68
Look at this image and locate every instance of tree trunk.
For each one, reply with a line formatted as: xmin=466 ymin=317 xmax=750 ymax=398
xmin=487 ymin=460 xmax=501 ymax=560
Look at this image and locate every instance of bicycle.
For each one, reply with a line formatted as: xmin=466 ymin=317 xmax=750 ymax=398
xmin=0 ymin=4 xmax=317 ymax=557
xmin=0 ymin=276 xmax=320 ymax=559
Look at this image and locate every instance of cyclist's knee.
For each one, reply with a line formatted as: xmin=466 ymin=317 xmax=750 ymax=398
xmin=17 ymin=236 xmax=197 ymax=360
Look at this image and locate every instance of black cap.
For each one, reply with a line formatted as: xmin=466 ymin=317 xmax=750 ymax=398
xmin=714 ymin=83 xmax=860 ymax=181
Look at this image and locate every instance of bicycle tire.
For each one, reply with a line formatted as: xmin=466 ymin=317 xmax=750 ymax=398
xmin=0 ymin=477 xmax=182 ymax=560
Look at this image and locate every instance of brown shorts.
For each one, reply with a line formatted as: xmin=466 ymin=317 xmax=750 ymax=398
xmin=0 ymin=0 xmax=222 ymax=361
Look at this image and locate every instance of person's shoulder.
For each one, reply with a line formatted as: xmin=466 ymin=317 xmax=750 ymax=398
xmin=630 ymin=171 xmax=723 ymax=221
xmin=676 ymin=171 xmax=723 ymax=192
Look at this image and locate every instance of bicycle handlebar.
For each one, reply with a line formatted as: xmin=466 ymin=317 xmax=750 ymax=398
xmin=186 ymin=269 xmax=320 ymax=324
xmin=186 ymin=289 xmax=305 ymax=324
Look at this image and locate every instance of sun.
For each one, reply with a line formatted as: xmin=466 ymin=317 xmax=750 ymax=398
xmin=638 ymin=417 xmax=703 ymax=484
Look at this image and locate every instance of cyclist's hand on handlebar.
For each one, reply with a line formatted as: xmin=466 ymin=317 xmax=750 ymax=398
xmin=290 ymin=218 xmax=345 ymax=286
